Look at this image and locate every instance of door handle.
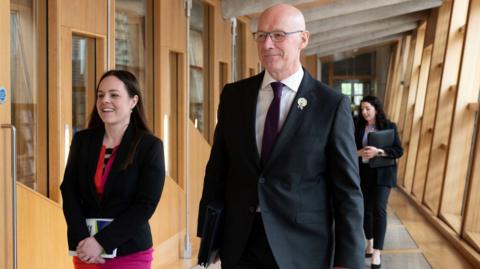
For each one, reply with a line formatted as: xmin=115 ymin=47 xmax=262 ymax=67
xmin=1 ymin=124 xmax=17 ymax=269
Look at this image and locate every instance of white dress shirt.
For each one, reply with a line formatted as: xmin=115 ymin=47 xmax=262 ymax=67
xmin=255 ymin=68 xmax=304 ymax=155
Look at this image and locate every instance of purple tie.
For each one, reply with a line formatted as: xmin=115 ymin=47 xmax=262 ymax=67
xmin=261 ymin=81 xmax=283 ymax=162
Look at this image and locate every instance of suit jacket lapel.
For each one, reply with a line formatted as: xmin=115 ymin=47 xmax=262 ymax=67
xmin=86 ymin=127 xmax=104 ymax=205
xmin=263 ymin=70 xmax=317 ymax=172
xmin=245 ymin=72 xmax=264 ymax=169
xmin=102 ymin=123 xmax=136 ymax=202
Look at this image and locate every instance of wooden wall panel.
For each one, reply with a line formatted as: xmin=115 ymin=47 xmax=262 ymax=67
xmin=153 ymin=0 xmax=219 ymax=263
xmin=37 ymin=0 xmax=49 ymax=196
xmin=155 ymin=0 xmax=187 ymax=192
xmin=159 ymin=0 xmax=187 ymax=51
xmin=302 ymin=55 xmax=318 ymax=78
xmin=412 ymin=1 xmax=453 ymax=203
xmin=403 ymin=18 xmax=437 ymax=193
xmin=440 ymin=0 xmax=480 ymax=233
xmin=403 ymin=43 xmax=432 ymax=193
xmin=60 ymin=0 xmax=107 ymax=35
xmin=17 ymin=184 xmax=73 ymax=269
xmin=0 ymin=1 xmax=12 ymax=268
xmin=384 ymin=43 xmax=400 ymax=117
xmin=47 ymin=0 xmax=62 ymax=202
xmin=397 ymin=23 xmax=426 ymax=188
xmin=49 ymin=0 xmax=109 ymax=202
xmin=108 ymin=0 xmax=115 ymax=68
xmin=390 ymin=36 xmax=412 ymax=125
xmin=212 ymin=3 xmax=233 ymax=140
xmin=464 ymin=107 xmax=480 ymax=252
xmin=150 ymin=177 xmax=183 ymax=245
xmin=0 ymin=134 xmax=12 ymax=269
xmin=187 ymin=121 xmax=211 ymax=253
xmin=238 ymin=16 xmax=260 ymax=76
xmin=423 ymin=8 xmax=438 ymax=48
xmin=397 ymin=34 xmax=416 ymax=136
xmin=423 ymin=0 xmax=470 ymax=214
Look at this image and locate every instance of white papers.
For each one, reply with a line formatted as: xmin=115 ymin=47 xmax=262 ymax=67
xmin=68 ymin=218 xmax=117 ymax=258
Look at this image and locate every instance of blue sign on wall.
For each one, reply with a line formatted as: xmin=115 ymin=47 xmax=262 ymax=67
xmin=0 ymin=87 xmax=6 ymax=104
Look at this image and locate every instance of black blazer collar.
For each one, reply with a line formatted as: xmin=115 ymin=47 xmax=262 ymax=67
xmin=85 ymin=123 xmax=137 ymax=205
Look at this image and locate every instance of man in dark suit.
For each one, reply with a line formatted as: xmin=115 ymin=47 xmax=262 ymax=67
xmin=198 ymin=4 xmax=364 ymax=269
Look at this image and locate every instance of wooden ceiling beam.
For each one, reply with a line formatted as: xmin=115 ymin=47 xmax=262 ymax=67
xmin=308 ymin=12 xmax=426 ymax=43
xmin=305 ymin=0 xmax=441 ymax=33
xmin=221 ymin=0 xmax=323 ymax=19
xmin=307 ymin=22 xmax=418 ymax=50
xmin=305 ymin=34 xmax=403 ymax=56
xmin=302 ymin=0 xmax=412 ymax=22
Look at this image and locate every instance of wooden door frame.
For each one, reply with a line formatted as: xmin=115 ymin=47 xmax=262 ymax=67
xmin=48 ymin=27 xmax=106 ymax=202
xmin=0 ymin=1 xmax=14 ymax=268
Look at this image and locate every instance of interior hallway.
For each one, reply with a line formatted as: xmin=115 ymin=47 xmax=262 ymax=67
xmin=156 ymin=188 xmax=474 ymax=269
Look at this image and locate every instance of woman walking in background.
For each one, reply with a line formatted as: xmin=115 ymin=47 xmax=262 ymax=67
xmin=355 ymin=95 xmax=403 ymax=269
xmin=61 ymin=70 xmax=165 ymax=269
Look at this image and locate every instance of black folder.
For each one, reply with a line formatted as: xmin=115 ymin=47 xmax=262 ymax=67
xmin=198 ymin=201 xmax=224 ymax=268
xmin=368 ymin=129 xmax=395 ymax=168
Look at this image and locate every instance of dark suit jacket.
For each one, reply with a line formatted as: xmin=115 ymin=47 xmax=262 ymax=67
xmin=198 ymin=70 xmax=364 ymax=269
xmin=60 ymin=124 xmax=165 ymax=256
xmin=355 ymin=120 xmax=403 ymax=187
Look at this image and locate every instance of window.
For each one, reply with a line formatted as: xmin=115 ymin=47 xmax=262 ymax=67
xmin=10 ymin=0 xmax=47 ymax=193
xmin=166 ymin=52 xmax=181 ymax=183
xmin=189 ymin=0 xmax=211 ymax=140
xmin=115 ymin=0 xmax=154 ymax=127
xmin=335 ymin=80 xmax=371 ymax=114
xmin=323 ymin=52 xmax=378 ymax=114
xmin=72 ymin=35 xmax=96 ymax=134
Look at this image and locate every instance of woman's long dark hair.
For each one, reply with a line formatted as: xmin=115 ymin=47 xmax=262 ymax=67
xmin=356 ymin=95 xmax=388 ymax=130
xmin=88 ymin=69 xmax=151 ymax=169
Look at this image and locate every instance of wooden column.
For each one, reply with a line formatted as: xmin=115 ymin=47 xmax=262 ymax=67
xmin=403 ymin=42 xmax=433 ymax=193
xmin=411 ymin=1 xmax=453 ymax=202
xmin=423 ymin=0 xmax=470 ymax=215
xmin=384 ymin=42 xmax=401 ymax=118
xmin=397 ymin=34 xmax=416 ymax=136
xmin=397 ymin=23 xmax=426 ymax=188
xmin=463 ymin=102 xmax=480 ymax=252
xmin=440 ymin=0 xmax=480 ymax=233
xmin=390 ymin=36 xmax=412 ymax=125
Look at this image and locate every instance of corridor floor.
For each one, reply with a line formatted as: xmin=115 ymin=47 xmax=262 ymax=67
xmin=158 ymin=189 xmax=474 ymax=269
xmin=196 ymin=209 xmax=431 ymax=269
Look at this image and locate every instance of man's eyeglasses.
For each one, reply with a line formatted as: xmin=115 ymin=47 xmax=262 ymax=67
xmin=252 ymin=30 xmax=304 ymax=43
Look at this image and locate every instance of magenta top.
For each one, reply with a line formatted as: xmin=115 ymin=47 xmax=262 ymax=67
xmin=73 ymin=247 xmax=153 ymax=269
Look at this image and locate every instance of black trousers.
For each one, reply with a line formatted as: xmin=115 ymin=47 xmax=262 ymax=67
xmin=222 ymin=213 xmax=279 ymax=269
xmin=360 ymin=163 xmax=391 ymax=250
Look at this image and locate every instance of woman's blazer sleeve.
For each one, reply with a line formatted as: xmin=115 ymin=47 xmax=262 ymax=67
xmin=60 ymin=133 xmax=90 ymax=249
xmin=94 ymin=136 xmax=165 ymax=253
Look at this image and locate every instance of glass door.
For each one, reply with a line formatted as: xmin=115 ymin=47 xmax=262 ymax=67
xmin=72 ymin=35 xmax=97 ymax=135
xmin=10 ymin=0 xmax=48 ymax=194
xmin=1 ymin=1 xmax=13 ymax=267
xmin=50 ymin=30 xmax=105 ymax=202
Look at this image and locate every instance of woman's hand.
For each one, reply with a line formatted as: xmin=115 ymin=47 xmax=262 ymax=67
xmin=76 ymin=237 xmax=106 ymax=264
xmin=361 ymin=146 xmax=385 ymax=159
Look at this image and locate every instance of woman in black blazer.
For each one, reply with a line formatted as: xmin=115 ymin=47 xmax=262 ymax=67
xmin=61 ymin=70 xmax=165 ymax=268
xmin=355 ymin=96 xmax=403 ymax=269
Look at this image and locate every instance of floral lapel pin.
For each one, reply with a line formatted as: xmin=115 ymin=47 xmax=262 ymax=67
xmin=297 ymin=97 xmax=308 ymax=110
